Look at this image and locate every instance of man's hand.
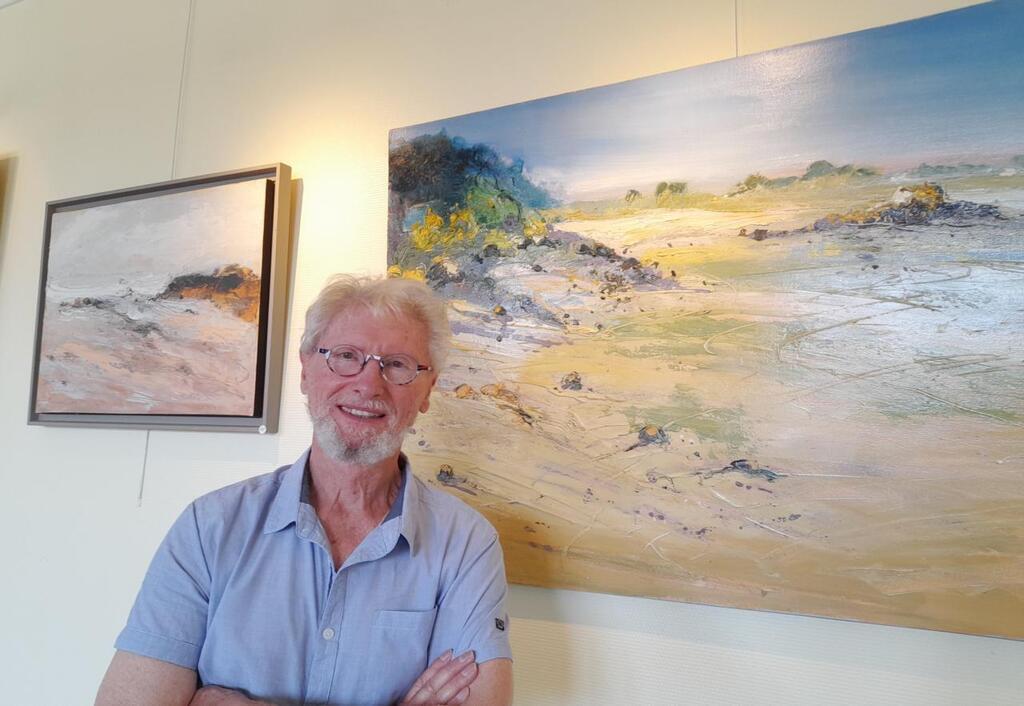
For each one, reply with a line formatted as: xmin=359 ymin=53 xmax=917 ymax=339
xmin=399 ymin=650 xmax=479 ymax=705
xmin=188 ymin=686 xmax=271 ymax=706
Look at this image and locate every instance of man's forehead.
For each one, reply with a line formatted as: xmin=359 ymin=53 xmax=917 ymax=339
xmin=325 ymin=305 xmax=418 ymax=327
xmin=322 ymin=306 xmax=429 ymax=344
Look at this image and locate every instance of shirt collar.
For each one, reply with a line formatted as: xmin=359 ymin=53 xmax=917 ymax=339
xmin=262 ymin=449 xmax=422 ymax=553
xmin=262 ymin=450 xmax=309 ymax=535
xmin=393 ymin=454 xmax=421 ymax=553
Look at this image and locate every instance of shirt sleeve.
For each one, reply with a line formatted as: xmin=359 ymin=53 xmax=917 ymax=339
xmin=114 ymin=503 xmax=212 ymax=669
xmin=429 ymin=528 xmax=513 ymax=665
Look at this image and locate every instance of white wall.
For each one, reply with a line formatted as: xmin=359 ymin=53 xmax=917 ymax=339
xmin=2 ymin=0 xmax=1021 ymax=704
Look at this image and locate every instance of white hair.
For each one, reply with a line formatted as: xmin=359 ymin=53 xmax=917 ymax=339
xmin=299 ymin=274 xmax=450 ymax=372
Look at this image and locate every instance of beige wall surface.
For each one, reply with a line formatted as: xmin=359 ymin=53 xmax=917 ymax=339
xmin=1 ymin=0 xmax=1021 ymax=704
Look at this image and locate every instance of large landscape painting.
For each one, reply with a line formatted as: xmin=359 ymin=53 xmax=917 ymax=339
xmin=388 ymin=1 xmax=1024 ymax=638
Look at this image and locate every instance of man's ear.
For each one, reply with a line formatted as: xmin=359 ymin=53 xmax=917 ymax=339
xmin=299 ymin=352 xmax=310 ymax=396
xmin=419 ymin=373 xmax=437 ymax=413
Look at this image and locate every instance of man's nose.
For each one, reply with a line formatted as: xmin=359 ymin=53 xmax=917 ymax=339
xmin=350 ymin=356 xmax=388 ymax=393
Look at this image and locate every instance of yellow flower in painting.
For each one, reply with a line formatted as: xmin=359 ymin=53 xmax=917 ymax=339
xmin=411 ymin=208 xmax=446 ymax=251
xmin=523 ymin=217 xmax=548 ymax=240
xmin=482 ymin=228 xmax=515 ymax=253
xmin=446 ymin=208 xmax=479 ymax=245
xmin=411 ymin=207 xmax=480 ymax=252
xmin=386 ymin=264 xmax=426 ymax=281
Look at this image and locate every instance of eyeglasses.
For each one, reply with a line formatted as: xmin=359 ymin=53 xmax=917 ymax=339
xmin=317 ymin=344 xmax=432 ymax=385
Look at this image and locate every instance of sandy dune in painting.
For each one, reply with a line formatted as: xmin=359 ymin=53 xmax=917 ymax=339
xmin=398 ymin=179 xmax=1024 ymax=638
xmin=37 ymin=286 xmax=258 ymax=415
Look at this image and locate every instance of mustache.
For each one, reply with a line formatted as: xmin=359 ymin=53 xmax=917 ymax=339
xmin=330 ymin=397 xmax=393 ymax=414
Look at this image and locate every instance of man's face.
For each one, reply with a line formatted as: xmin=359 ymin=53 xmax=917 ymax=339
xmin=300 ymin=306 xmax=437 ymax=466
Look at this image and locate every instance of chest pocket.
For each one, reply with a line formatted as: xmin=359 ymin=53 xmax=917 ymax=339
xmin=363 ymin=608 xmax=437 ymax=704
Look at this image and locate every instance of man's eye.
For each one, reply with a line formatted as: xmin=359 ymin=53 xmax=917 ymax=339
xmin=386 ymin=357 xmax=412 ymax=370
xmin=336 ymin=349 xmax=359 ymax=360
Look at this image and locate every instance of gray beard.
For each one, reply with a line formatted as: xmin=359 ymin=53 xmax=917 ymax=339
xmin=311 ymin=410 xmax=404 ymax=466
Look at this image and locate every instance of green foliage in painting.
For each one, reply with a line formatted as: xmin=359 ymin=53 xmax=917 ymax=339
xmin=465 ymin=183 xmax=522 ymax=229
xmin=732 ymin=173 xmax=771 ymax=195
xmin=727 ymin=161 xmax=878 ymax=196
xmin=655 ymin=181 xmax=687 ymax=207
xmin=389 ymin=131 xmax=555 ymax=266
xmin=389 ymin=132 xmax=552 ymax=222
xmin=801 ymin=160 xmax=877 ymax=180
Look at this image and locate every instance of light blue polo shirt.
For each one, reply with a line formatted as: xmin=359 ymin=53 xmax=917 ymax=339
xmin=115 ymin=451 xmax=512 ymax=706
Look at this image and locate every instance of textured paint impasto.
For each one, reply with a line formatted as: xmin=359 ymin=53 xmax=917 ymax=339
xmin=36 ymin=179 xmax=268 ymax=416
xmin=389 ymin=1 xmax=1024 ymax=638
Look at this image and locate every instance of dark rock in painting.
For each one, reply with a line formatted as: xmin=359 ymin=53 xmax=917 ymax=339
xmin=560 ymin=371 xmax=583 ymax=390
xmin=158 ymin=264 xmax=261 ymax=322
xmin=700 ymin=459 xmax=782 ymax=483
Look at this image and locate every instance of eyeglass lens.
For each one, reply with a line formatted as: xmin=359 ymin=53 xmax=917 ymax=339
xmin=326 ymin=345 xmax=419 ymax=384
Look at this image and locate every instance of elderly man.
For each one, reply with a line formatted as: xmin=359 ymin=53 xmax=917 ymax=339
xmin=97 ymin=276 xmax=513 ymax=706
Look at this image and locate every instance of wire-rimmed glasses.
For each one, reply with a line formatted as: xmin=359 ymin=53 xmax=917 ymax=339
xmin=316 ymin=344 xmax=432 ymax=385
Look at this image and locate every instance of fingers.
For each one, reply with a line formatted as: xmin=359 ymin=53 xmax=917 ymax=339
xmin=404 ymin=649 xmax=453 ymax=698
xmin=405 ymin=650 xmax=478 ymax=705
xmin=431 ymin=654 xmax=478 ymax=704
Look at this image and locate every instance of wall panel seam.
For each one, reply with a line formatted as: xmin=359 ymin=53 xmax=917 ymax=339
xmin=734 ymin=0 xmax=739 ymax=57
xmin=171 ymin=0 xmax=197 ymax=180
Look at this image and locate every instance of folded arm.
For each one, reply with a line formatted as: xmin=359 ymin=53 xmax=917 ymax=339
xmin=98 ymin=650 xmax=508 ymax=706
xmin=463 ymin=659 xmax=512 ymax=706
xmin=95 ymin=651 xmax=197 ymax=706
xmin=400 ymin=651 xmax=511 ymax=706
xmin=96 ymin=652 xmax=274 ymax=706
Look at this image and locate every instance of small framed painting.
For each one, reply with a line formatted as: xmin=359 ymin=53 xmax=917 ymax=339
xmin=29 ymin=164 xmax=292 ymax=432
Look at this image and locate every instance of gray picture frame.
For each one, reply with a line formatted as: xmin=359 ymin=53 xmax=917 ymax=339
xmin=28 ymin=164 xmax=292 ymax=433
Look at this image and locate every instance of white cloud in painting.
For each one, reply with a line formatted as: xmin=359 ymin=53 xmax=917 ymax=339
xmin=47 ymin=179 xmax=267 ymax=298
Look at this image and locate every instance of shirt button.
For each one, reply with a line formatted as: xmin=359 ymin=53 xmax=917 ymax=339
xmin=322 ymin=628 xmax=335 ymax=640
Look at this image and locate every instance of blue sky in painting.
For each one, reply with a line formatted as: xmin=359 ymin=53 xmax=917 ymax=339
xmin=391 ymin=1 xmax=1024 ymax=199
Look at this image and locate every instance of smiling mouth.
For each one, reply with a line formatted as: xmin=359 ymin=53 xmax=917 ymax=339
xmin=339 ymin=405 xmax=387 ymax=420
